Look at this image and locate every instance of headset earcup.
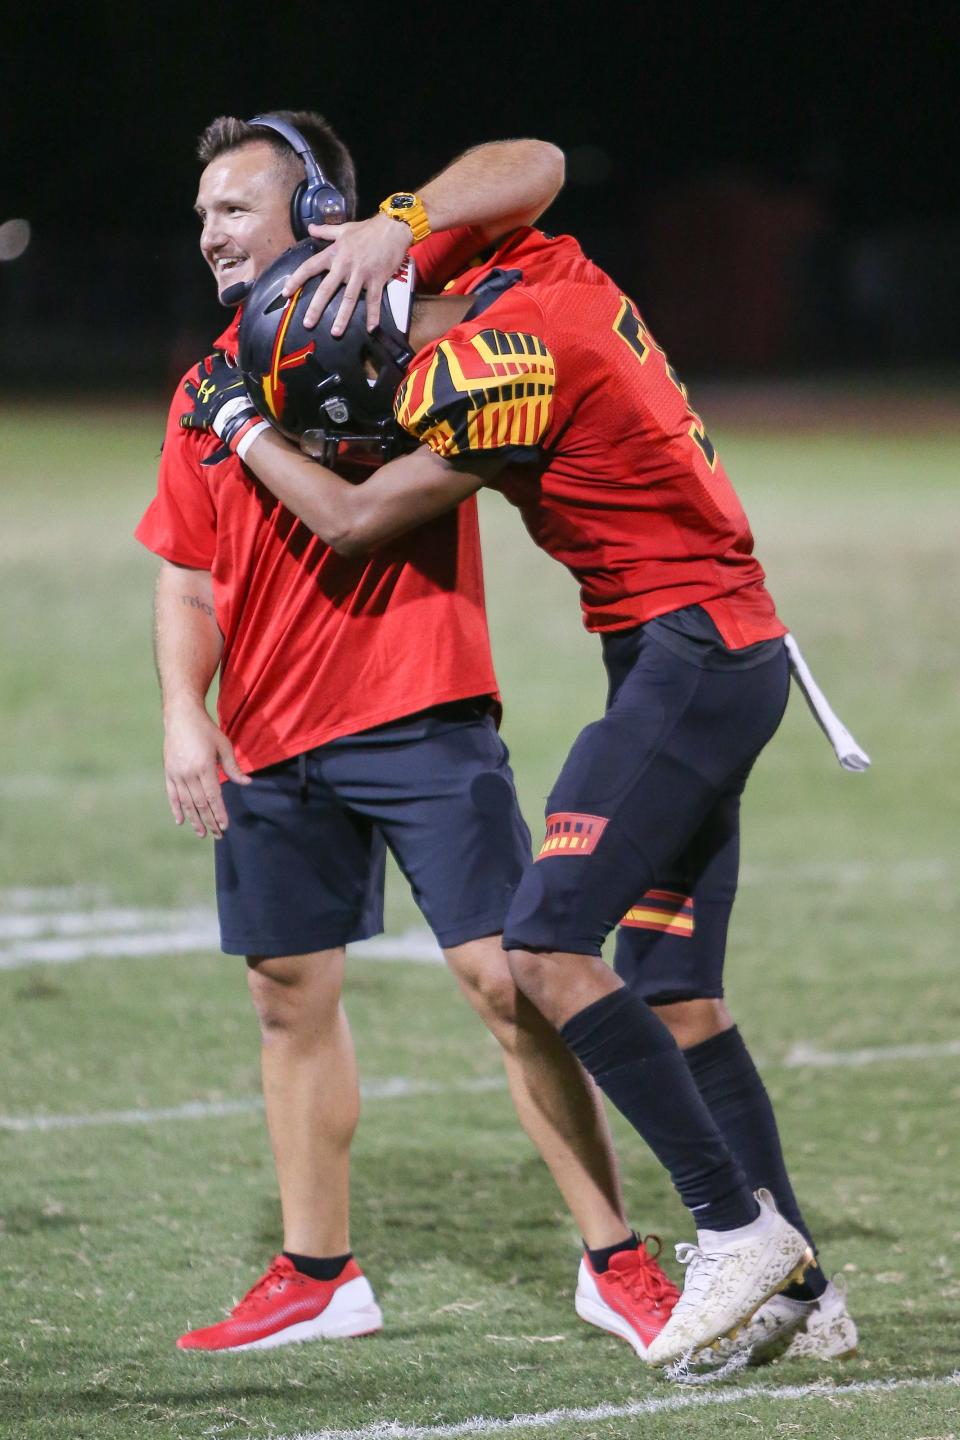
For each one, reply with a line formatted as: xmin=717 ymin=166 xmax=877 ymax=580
xmin=290 ymin=181 xmax=307 ymax=239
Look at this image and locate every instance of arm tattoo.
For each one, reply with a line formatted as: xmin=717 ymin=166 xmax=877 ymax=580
xmin=181 ymin=594 xmax=215 ymax=617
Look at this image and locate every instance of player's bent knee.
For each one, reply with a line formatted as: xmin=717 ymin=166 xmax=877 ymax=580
xmin=503 ymin=857 xmax=602 ymax=958
xmin=654 ymin=996 xmax=732 ymax=1050
xmin=505 ymin=946 xmax=556 ymax=1005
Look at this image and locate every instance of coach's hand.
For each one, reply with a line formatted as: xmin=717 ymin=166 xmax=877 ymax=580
xmin=163 ymin=700 xmax=250 ymax=840
xmin=180 ymin=352 xmax=269 ymax=466
xmin=283 ymin=212 xmax=410 ymax=336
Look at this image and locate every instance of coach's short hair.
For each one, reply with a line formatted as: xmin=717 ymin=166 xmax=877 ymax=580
xmin=196 ymin=110 xmax=358 ymax=220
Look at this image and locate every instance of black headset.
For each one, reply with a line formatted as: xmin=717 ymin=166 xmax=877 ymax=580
xmin=247 ymin=114 xmax=347 ymax=235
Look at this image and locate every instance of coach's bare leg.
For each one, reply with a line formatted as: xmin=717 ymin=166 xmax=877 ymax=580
xmin=654 ymin=997 xmax=734 ymax=1050
xmin=246 ymin=948 xmax=357 ymax=1257
xmin=444 ymin=936 xmax=630 ymax=1249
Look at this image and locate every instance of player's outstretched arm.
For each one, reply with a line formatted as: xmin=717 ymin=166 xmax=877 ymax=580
xmin=179 ymin=350 xmax=505 ymax=552
xmin=288 ymin=138 xmax=565 ymax=334
xmin=154 ymin=561 xmax=249 ymax=839
xmin=241 ymin=427 xmax=502 ymax=555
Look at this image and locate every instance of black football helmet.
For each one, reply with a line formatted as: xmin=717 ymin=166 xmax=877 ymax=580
xmin=238 ymin=239 xmax=415 ymax=465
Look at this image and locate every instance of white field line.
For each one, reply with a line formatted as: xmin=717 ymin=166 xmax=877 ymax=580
xmin=0 ymin=1076 xmax=506 ymax=1133
xmin=352 ymin=931 xmax=443 ymax=963
xmin=0 ymin=885 xmax=109 ymax=909
xmin=0 ymin=906 xmax=214 ymax=941
xmin=1 ymin=893 xmax=957 ymax=1078
xmin=0 ymin=925 xmax=221 ymax=967
xmin=7 ymin=1026 xmax=959 ymax=1135
xmin=0 ymin=854 xmax=952 ymax=969
xmin=0 ymin=858 xmax=949 ymax=909
xmin=785 ymin=1038 xmax=960 ymax=1068
xmin=249 ymin=1370 xmax=960 ymax=1440
xmin=0 ymin=922 xmax=443 ymax=970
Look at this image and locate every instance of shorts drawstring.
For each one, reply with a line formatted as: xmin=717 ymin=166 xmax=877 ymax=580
xmin=298 ymin=752 xmax=309 ymax=805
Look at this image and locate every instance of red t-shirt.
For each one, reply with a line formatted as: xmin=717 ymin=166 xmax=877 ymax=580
xmin=395 ymin=227 xmax=785 ymax=648
xmin=135 ymin=298 xmax=498 ymax=773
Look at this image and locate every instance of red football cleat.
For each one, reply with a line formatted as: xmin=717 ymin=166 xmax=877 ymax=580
xmin=575 ymin=1238 xmax=680 ymax=1358
xmin=176 ymin=1254 xmax=383 ymax=1352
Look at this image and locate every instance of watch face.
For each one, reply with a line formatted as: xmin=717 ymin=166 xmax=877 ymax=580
xmin=390 ymin=193 xmax=416 ymax=210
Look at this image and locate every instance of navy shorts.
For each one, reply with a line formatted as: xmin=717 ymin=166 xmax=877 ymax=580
xmin=215 ymin=701 xmax=532 ymax=957
xmin=502 ymin=616 xmax=790 ymax=1001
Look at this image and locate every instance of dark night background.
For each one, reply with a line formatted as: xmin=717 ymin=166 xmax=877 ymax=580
xmin=1 ymin=2 xmax=957 ymax=388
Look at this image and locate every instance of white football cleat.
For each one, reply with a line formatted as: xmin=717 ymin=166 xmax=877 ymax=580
xmin=781 ymin=1279 xmax=858 ymax=1360
xmin=645 ymin=1188 xmax=814 ymax=1366
xmin=695 ymin=1289 xmax=810 ymax=1366
xmin=698 ymin=1276 xmax=858 ymax=1367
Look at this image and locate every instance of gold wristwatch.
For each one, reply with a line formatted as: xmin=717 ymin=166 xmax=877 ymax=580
xmin=378 ymin=192 xmax=432 ymax=244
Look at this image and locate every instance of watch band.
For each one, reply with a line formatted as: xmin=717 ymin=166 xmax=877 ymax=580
xmin=379 ymin=192 xmax=432 ymax=244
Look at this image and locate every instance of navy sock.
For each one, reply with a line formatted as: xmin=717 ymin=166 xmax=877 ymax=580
xmin=283 ymin=1250 xmax=352 ymax=1282
xmin=683 ymin=1026 xmax=826 ymax=1300
xmin=586 ymin=1232 xmax=638 ymax=1273
xmin=561 ymin=987 xmax=758 ymax=1231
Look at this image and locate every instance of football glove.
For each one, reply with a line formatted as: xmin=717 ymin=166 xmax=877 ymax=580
xmin=180 ymin=352 xmax=270 ymax=466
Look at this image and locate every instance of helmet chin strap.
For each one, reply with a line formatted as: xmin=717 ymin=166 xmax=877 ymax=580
xmin=375 ymin=328 xmax=414 ymax=371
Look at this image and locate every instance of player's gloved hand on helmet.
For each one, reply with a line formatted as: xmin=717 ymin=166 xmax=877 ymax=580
xmin=180 ymin=352 xmax=270 ymax=466
xmin=282 ymin=213 xmax=411 ymax=336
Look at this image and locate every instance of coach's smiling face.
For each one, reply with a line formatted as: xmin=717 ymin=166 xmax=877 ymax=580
xmin=195 ymin=141 xmax=295 ymax=304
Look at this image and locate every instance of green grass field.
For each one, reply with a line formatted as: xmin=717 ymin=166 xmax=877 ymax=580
xmin=1 ymin=396 xmax=958 ymax=1440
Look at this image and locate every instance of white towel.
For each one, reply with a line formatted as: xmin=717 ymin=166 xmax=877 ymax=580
xmin=784 ymin=633 xmax=871 ymax=773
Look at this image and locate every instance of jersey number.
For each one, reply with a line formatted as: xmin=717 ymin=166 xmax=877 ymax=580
xmin=612 ymin=296 xmax=717 ymax=471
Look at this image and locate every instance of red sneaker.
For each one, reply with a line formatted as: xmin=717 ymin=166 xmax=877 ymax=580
xmin=176 ymin=1255 xmax=383 ymax=1352
xmin=575 ymin=1238 xmax=680 ymax=1358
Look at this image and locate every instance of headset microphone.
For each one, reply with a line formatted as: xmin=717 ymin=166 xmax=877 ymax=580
xmin=247 ymin=114 xmax=347 ymax=236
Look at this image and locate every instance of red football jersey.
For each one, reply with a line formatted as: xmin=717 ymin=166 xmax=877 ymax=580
xmin=395 ymin=227 xmax=785 ymax=648
xmin=135 ymin=311 xmax=498 ymax=773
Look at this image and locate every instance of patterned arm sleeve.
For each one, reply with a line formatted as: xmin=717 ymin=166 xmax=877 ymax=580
xmin=394 ymin=328 xmax=555 ymax=460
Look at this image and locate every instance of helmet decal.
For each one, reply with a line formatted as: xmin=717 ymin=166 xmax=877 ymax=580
xmin=262 ymin=287 xmax=316 ymax=420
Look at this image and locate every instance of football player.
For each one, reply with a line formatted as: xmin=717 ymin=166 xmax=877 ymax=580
xmin=182 ymin=210 xmax=859 ymax=1365
xmin=137 ymin=112 xmax=681 ymax=1357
